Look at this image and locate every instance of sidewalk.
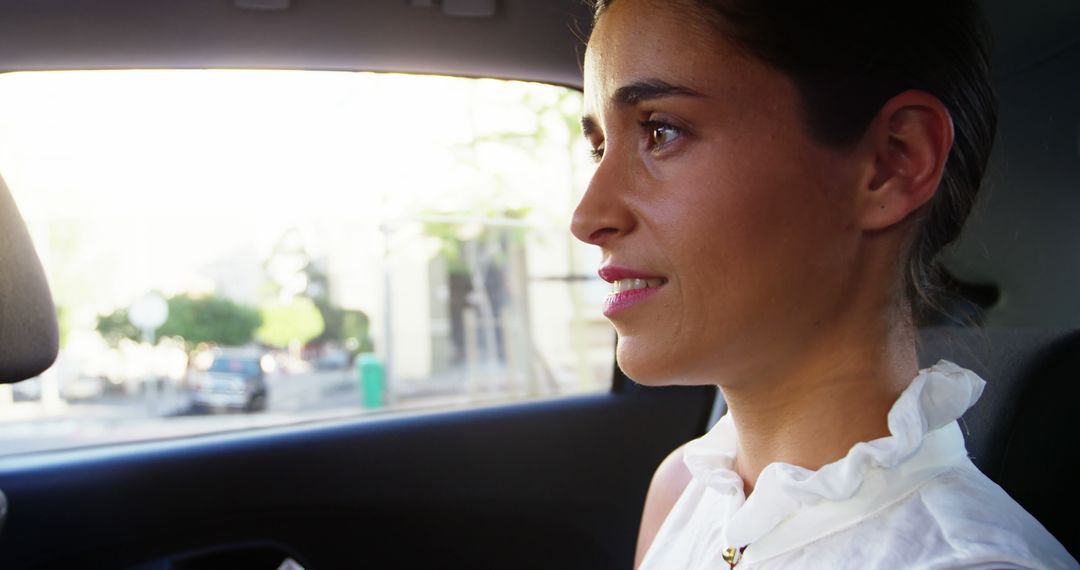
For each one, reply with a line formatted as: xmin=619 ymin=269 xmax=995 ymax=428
xmin=0 ymin=389 xmax=190 ymax=425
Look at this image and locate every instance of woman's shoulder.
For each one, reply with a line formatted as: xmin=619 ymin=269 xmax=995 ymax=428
xmin=634 ymin=443 xmax=694 ymax=569
xmin=767 ymin=462 xmax=1077 ymax=569
xmin=901 ymin=462 xmax=1076 ymax=569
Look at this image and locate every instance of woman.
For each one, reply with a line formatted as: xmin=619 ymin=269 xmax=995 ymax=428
xmin=571 ymin=0 xmax=1077 ymax=568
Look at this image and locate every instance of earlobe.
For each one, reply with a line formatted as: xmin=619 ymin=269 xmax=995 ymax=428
xmin=858 ymin=90 xmax=954 ymax=232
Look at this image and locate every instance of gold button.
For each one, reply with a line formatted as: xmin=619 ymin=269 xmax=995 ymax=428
xmin=722 ymin=546 xmax=744 ymax=567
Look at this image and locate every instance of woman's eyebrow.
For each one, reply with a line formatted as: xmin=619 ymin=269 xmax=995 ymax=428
xmin=580 ymin=79 xmax=704 ymax=138
xmin=613 ymin=79 xmax=705 ymax=106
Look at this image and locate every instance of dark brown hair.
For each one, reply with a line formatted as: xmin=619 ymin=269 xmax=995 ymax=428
xmin=590 ymin=0 xmax=998 ymax=324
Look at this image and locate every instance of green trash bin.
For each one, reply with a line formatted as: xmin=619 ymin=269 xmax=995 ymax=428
xmin=356 ymin=353 xmax=384 ymax=409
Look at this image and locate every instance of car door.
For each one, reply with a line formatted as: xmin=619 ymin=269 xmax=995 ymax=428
xmin=0 ymin=374 xmax=714 ymax=568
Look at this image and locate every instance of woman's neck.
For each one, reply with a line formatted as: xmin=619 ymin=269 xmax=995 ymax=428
xmin=720 ymin=317 xmax=917 ymax=496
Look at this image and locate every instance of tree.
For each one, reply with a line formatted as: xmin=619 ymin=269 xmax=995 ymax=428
xmin=341 ymin=309 xmax=373 ymax=354
xmin=262 ymin=233 xmax=373 ymax=354
xmin=97 ymin=293 xmax=263 ymax=350
xmin=96 ymin=308 xmax=141 ymax=348
xmin=56 ymin=306 xmax=71 ymax=348
xmin=303 ymin=258 xmax=373 ymax=353
xmin=156 ymin=294 xmax=263 ymax=349
xmin=256 ymin=297 xmax=325 ymax=349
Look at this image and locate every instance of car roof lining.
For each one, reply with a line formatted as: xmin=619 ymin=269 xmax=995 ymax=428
xmin=0 ymin=0 xmax=1077 ymax=82
xmin=0 ymin=0 xmax=593 ymax=88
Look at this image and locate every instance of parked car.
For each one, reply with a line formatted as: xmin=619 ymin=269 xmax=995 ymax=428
xmin=190 ymin=349 xmax=269 ymax=413
xmin=313 ymin=349 xmax=351 ymax=371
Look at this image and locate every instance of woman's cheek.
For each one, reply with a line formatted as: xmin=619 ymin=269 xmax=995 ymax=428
xmin=640 ymin=153 xmax=673 ymax=182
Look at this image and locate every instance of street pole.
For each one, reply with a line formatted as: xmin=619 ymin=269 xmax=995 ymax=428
xmin=381 ymin=222 xmax=394 ymax=406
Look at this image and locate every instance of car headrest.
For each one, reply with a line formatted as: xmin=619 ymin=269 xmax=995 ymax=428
xmin=917 ymin=327 xmax=1079 ymax=479
xmin=0 ymin=174 xmax=59 ymax=383
xmin=918 ymin=326 xmax=1080 ymax=557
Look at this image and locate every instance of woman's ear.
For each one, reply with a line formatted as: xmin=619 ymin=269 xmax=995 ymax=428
xmin=858 ymin=90 xmax=954 ymax=231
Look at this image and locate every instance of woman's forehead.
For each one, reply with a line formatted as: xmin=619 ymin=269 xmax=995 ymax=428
xmin=583 ymin=1 xmax=759 ymax=116
xmin=586 ymin=0 xmax=717 ymax=76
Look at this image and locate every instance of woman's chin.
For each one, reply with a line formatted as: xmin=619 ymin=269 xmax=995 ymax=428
xmin=615 ymin=333 xmax=726 ymax=386
xmin=615 ymin=336 xmax=682 ymax=386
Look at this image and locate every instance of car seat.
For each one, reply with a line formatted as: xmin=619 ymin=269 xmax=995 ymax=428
xmin=0 ymin=173 xmax=59 ymax=384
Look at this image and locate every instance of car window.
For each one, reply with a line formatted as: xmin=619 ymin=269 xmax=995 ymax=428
xmin=0 ymin=70 xmax=612 ymax=456
xmin=208 ymin=359 xmax=261 ymax=376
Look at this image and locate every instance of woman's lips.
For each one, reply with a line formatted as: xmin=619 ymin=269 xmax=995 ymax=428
xmin=603 ymin=285 xmax=663 ymax=317
xmin=598 ymin=265 xmax=668 ymax=318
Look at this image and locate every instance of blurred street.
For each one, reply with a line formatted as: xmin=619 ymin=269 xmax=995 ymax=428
xmin=0 ymin=368 xmax=483 ymax=456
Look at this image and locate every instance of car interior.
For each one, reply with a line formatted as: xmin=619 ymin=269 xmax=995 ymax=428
xmin=0 ymin=0 xmax=1076 ymax=568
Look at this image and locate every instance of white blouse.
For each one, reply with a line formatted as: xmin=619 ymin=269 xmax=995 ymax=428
xmin=639 ymin=361 xmax=1078 ymax=569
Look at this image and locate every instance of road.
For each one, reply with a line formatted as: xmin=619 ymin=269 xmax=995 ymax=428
xmin=0 ymin=368 xmax=459 ymax=456
xmin=0 ymin=362 xmax=543 ymax=457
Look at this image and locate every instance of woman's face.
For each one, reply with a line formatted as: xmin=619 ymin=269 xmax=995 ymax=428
xmin=574 ymin=0 xmax=870 ymax=386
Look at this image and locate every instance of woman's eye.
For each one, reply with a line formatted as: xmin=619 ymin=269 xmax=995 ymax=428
xmin=648 ymin=123 xmax=681 ymax=150
xmin=590 ymin=145 xmax=605 ymax=162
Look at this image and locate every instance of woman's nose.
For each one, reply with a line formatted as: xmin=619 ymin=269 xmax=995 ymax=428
xmin=570 ymin=158 xmax=635 ymax=246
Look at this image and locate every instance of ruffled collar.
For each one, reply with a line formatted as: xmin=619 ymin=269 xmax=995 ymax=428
xmin=681 ymin=360 xmax=985 ymax=547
